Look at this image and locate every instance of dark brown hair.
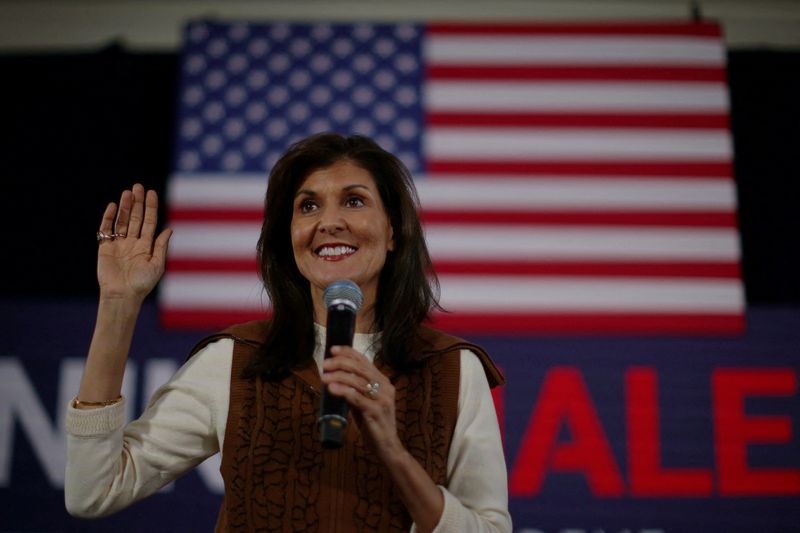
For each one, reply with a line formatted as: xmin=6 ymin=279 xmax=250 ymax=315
xmin=243 ymin=133 xmax=440 ymax=379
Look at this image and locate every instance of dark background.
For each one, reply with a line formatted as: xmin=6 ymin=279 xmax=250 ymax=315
xmin=3 ymin=46 xmax=800 ymax=304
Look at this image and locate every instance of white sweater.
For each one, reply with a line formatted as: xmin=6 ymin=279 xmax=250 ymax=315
xmin=65 ymin=326 xmax=512 ymax=532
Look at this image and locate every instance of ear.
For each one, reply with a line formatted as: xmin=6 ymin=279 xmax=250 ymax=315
xmin=387 ymin=224 xmax=395 ymax=252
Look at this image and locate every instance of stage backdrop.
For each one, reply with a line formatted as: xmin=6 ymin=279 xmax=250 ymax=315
xmin=2 ymin=19 xmax=798 ymax=533
xmin=1 ymin=301 xmax=798 ymax=532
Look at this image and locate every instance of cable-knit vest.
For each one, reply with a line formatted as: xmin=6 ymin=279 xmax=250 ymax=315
xmin=188 ymin=320 xmax=503 ymax=533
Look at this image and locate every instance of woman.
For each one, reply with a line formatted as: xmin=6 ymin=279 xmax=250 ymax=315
xmin=65 ymin=133 xmax=511 ymax=532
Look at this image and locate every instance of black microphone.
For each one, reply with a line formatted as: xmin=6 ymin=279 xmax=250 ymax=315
xmin=319 ymin=279 xmax=364 ymax=449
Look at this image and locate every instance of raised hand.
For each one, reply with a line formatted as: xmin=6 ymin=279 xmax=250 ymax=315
xmin=96 ymin=183 xmax=172 ymax=302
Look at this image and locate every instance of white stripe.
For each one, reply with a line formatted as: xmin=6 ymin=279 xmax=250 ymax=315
xmin=426 ymin=81 xmax=728 ymax=111
xmin=426 ymin=225 xmax=740 ymax=261
xmin=169 ymin=223 xmax=260 ymax=258
xmin=167 ymin=222 xmax=740 ymax=261
xmin=160 ymin=272 xmax=743 ymax=313
xmin=161 ymin=273 xmax=268 ymax=309
xmin=168 ymin=173 xmax=267 ymax=207
xmin=416 ymin=177 xmax=736 ymax=211
xmin=426 ymin=127 xmax=732 ymax=161
xmin=168 ymin=174 xmax=736 ymax=212
xmin=437 ymin=275 xmax=744 ymax=313
xmin=426 ymin=36 xmax=725 ymax=66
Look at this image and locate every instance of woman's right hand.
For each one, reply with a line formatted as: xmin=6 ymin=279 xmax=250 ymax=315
xmin=97 ymin=183 xmax=172 ymax=303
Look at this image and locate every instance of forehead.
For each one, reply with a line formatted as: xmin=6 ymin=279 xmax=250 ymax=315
xmin=297 ymin=160 xmax=377 ymax=192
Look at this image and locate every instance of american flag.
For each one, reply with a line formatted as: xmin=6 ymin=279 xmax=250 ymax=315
xmin=162 ymin=20 xmax=744 ymax=334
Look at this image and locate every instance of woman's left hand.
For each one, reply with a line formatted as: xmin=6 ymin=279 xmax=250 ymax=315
xmin=321 ymin=345 xmax=402 ymax=458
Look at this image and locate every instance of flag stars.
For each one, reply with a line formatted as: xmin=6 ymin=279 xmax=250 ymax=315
xmin=188 ymin=23 xmax=209 ymax=43
xmin=267 ymin=86 xmax=290 ymax=106
xmin=245 ymin=101 xmax=268 ymax=123
xmin=178 ymin=22 xmax=422 ymax=173
xmin=331 ymin=101 xmax=354 ymax=123
xmin=288 ymin=69 xmax=312 ymax=90
xmin=205 ymin=70 xmax=227 ymax=91
xmin=226 ymin=54 xmax=249 ymax=75
xmin=248 ymin=38 xmax=270 ymax=58
xmin=353 ymin=54 xmax=376 ymax=75
xmin=331 ymin=69 xmax=355 ymax=90
xmin=353 ymin=24 xmax=375 ymax=42
xmin=185 ymin=54 xmax=206 ymax=75
xmin=179 ymin=150 xmax=201 ymax=170
xmin=309 ymin=53 xmax=334 ymax=75
xmin=183 ymin=85 xmax=204 ymax=107
xmin=244 ymin=135 xmax=266 ymax=156
xmin=222 ymin=151 xmax=245 ymax=171
xmin=309 ymin=85 xmax=333 ymax=106
xmin=290 ymin=38 xmax=312 ymax=58
xmin=201 ymin=135 xmax=224 ymax=156
xmin=373 ymin=69 xmax=396 ymax=90
xmin=311 ymin=23 xmax=334 ymax=42
xmin=332 ymin=38 xmax=354 ymax=58
xmin=228 ymin=23 xmax=250 ymax=42
xmin=374 ymin=38 xmax=397 ymax=58
xmin=246 ymin=70 xmax=269 ymax=90
xmin=394 ymin=24 xmax=418 ymax=42
xmin=202 ymin=101 xmax=226 ymax=123
xmin=207 ymin=38 xmax=229 ymax=58
xmin=225 ymin=86 xmax=248 ymax=107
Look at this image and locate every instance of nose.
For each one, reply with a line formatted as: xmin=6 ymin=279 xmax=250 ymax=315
xmin=318 ymin=205 xmax=346 ymax=234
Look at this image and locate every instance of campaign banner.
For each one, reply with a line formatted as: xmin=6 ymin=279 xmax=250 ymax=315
xmin=2 ymin=299 xmax=797 ymax=532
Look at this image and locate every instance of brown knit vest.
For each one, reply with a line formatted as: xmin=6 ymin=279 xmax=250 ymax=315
xmin=189 ymin=321 xmax=504 ymax=533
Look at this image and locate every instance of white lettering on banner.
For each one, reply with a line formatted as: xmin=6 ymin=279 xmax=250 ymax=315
xmin=0 ymin=357 xmax=134 ymax=487
xmin=0 ymin=356 xmax=229 ymax=493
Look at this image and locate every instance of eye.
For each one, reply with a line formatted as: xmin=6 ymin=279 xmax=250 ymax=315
xmin=344 ymin=195 xmax=365 ymax=208
xmin=298 ymin=198 xmax=318 ymax=214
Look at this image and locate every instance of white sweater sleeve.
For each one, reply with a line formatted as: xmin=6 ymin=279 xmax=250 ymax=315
xmin=64 ymin=339 xmax=232 ymax=518
xmin=415 ymin=349 xmax=512 ymax=533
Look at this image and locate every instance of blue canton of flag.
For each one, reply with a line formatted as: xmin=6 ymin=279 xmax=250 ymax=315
xmin=175 ymin=21 xmax=424 ymax=174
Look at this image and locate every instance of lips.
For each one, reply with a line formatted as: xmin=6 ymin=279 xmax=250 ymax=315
xmin=314 ymin=243 xmax=358 ymax=260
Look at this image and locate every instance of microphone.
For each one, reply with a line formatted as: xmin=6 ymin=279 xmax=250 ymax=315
xmin=319 ymin=279 xmax=364 ymax=449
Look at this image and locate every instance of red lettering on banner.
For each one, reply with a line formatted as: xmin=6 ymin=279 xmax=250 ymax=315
xmin=625 ymin=367 xmax=713 ymax=496
xmin=712 ymin=368 xmax=800 ymax=495
xmin=509 ymin=367 xmax=624 ymax=497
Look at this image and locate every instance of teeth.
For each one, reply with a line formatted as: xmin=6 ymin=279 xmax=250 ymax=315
xmin=318 ymin=246 xmax=355 ymax=257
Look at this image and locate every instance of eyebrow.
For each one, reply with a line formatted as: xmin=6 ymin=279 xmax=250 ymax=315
xmin=294 ymin=184 xmax=371 ymax=198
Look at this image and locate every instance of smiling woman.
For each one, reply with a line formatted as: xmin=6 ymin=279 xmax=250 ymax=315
xmin=290 ymin=160 xmax=395 ymax=330
xmin=64 ymin=133 xmax=511 ymax=532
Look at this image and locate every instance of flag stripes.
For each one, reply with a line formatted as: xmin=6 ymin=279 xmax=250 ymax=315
xmin=162 ymin=21 xmax=744 ymax=334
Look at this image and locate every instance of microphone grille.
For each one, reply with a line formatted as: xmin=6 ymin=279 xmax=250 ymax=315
xmin=323 ymin=279 xmax=364 ymax=311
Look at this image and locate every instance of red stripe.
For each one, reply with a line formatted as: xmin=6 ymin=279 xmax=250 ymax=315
xmin=427 ymin=65 xmax=725 ymax=82
xmin=427 ymin=112 xmax=729 ymax=129
xmin=160 ymin=309 xmax=743 ymax=334
xmin=421 ymin=210 xmax=736 ymax=227
xmin=426 ymin=22 xmax=722 ymax=37
xmin=168 ymin=208 xmax=263 ymax=222
xmin=426 ymin=312 xmax=744 ymax=335
xmin=166 ymin=259 xmax=741 ymax=279
xmin=167 ymin=259 xmax=258 ymax=272
xmin=433 ymin=261 xmax=741 ymax=279
xmin=427 ymin=160 xmax=733 ymax=177
xmin=161 ymin=309 xmax=271 ymax=330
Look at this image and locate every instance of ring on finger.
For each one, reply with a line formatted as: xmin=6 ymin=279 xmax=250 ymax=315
xmin=96 ymin=231 xmax=127 ymax=242
xmin=365 ymin=382 xmax=380 ymax=399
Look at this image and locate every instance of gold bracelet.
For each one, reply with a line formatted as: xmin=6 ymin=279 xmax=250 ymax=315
xmin=72 ymin=395 xmax=123 ymax=408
